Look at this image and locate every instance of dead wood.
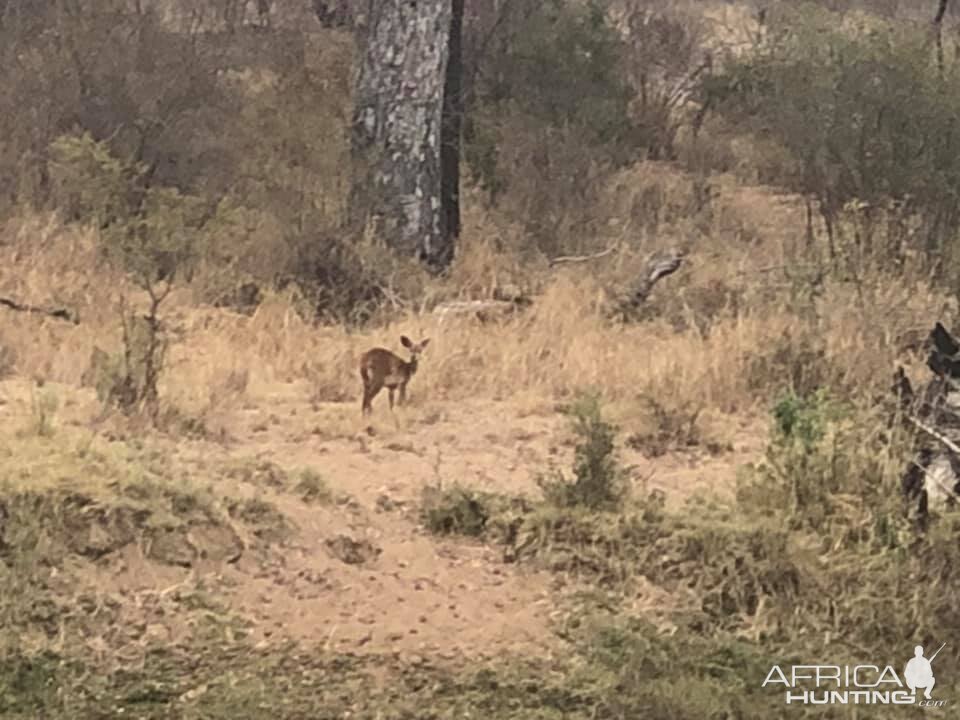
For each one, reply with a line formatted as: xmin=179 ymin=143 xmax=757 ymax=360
xmin=0 ymin=296 xmax=79 ymax=324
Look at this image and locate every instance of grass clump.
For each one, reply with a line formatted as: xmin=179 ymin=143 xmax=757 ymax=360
xmin=226 ymin=497 xmax=294 ymax=544
xmin=222 ymin=458 xmax=290 ymax=489
xmin=0 ymin=337 xmax=16 ymax=379
xmin=0 ymin=640 xmax=607 ymax=720
xmin=25 ymin=386 xmax=58 ymax=438
xmin=0 ymin=651 xmax=66 ymax=717
xmin=506 ymin=498 xmax=665 ymax=585
xmin=421 ymin=485 xmax=493 ymax=537
xmin=568 ymin=616 xmax=777 ymax=719
xmin=420 ymin=484 xmax=529 ymax=542
xmin=293 ymin=468 xmax=333 ymax=505
xmin=625 ymin=394 xmax=706 ymax=458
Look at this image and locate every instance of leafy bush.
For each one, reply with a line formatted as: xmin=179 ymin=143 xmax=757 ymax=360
xmin=53 ymin=133 xmax=248 ymax=416
xmin=736 ymin=389 xmax=909 ymax=543
xmin=48 ymin=133 xmax=130 ymax=228
xmin=538 ymin=393 xmax=631 ymax=511
xmin=50 ymin=133 xmax=203 ymax=283
xmin=478 ymin=1 xmax=635 ymax=150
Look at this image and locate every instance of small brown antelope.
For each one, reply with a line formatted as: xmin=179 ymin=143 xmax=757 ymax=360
xmin=360 ymin=336 xmax=430 ymax=416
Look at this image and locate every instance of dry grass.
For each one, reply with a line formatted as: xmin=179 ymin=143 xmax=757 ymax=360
xmin=1 ymin=180 xmax=956 ymax=720
xmin=0 ymin=159 xmax=953 ymax=441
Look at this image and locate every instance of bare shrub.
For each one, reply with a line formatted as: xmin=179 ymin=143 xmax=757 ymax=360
xmin=625 ymin=394 xmax=705 ymax=459
xmin=704 ymin=6 xmax=960 ymax=278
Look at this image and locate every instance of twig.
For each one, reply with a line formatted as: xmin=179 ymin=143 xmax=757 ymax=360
xmin=323 ymin=624 xmax=338 ymax=652
xmin=944 ymin=376 xmax=960 ymax=395
xmin=432 ymin=299 xmax=521 ymax=323
xmin=905 ymin=414 xmax=960 ymax=502
xmin=733 ymin=263 xmax=820 ymax=277
xmin=548 ymin=243 xmax=619 ymax=267
xmin=907 ymin=414 xmax=960 ymax=455
xmin=0 ymin=296 xmax=79 ymax=324
xmin=911 ymin=458 xmax=960 ymax=504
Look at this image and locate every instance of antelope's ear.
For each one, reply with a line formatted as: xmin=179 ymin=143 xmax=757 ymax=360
xmin=420 ymin=338 xmax=430 ymax=349
xmin=400 ymin=335 xmax=413 ymax=349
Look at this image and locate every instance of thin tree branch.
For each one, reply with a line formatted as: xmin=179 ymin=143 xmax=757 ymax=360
xmin=907 ymin=413 xmax=960 ymax=455
xmin=0 ymin=296 xmax=79 ymax=324
xmin=548 ymin=243 xmax=619 ymax=267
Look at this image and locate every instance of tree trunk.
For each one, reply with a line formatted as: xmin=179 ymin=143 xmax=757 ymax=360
xmin=440 ymin=0 xmax=463 ymax=251
xmin=349 ymin=0 xmax=456 ymax=270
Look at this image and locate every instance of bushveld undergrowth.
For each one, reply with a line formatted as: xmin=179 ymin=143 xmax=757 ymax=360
xmin=3 ymin=1 xmax=960 ymax=718
xmin=423 ymin=391 xmax=960 ymax=717
xmin=2 ymin=204 xmax=951 ymax=436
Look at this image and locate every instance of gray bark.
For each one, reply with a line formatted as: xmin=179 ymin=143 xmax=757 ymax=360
xmin=440 ymin=0 xmax=463 ymax=251
xmin=350 ymin=0 xmax=454 ymax=270
xmin=613 ymin=249 xmax=685 ymax=320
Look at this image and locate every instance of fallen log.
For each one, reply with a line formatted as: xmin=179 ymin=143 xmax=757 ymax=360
xmin=430 ymin=248 xmax=685 ymax=324
xmin=612 ymin=248 xmax=686 ymax=320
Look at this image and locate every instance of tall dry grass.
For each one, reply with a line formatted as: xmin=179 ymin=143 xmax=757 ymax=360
xmin=0 ymin=159 xmax=954 ymax=436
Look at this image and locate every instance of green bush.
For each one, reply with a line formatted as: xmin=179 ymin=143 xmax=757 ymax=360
xmin=50 ymin=133 xmax=204 ymax=284
xmin=538 ymin=393 xmax=631 ymax=511
xmin=736 ymin=389 xmax=910 ymax=545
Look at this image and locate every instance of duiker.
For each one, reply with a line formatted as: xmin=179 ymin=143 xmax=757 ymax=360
xmin=359 ymin=336 xmax=430 ymax=416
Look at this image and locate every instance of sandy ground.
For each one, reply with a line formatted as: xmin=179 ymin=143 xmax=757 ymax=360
xmin=0 ymin=376 xmax=767 ymax=662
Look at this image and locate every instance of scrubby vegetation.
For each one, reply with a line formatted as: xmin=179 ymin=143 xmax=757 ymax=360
xmin=422 ymin=391 xmax=960 ymax=718
xmin=3 ymin=0 xmax=960 ymax=717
